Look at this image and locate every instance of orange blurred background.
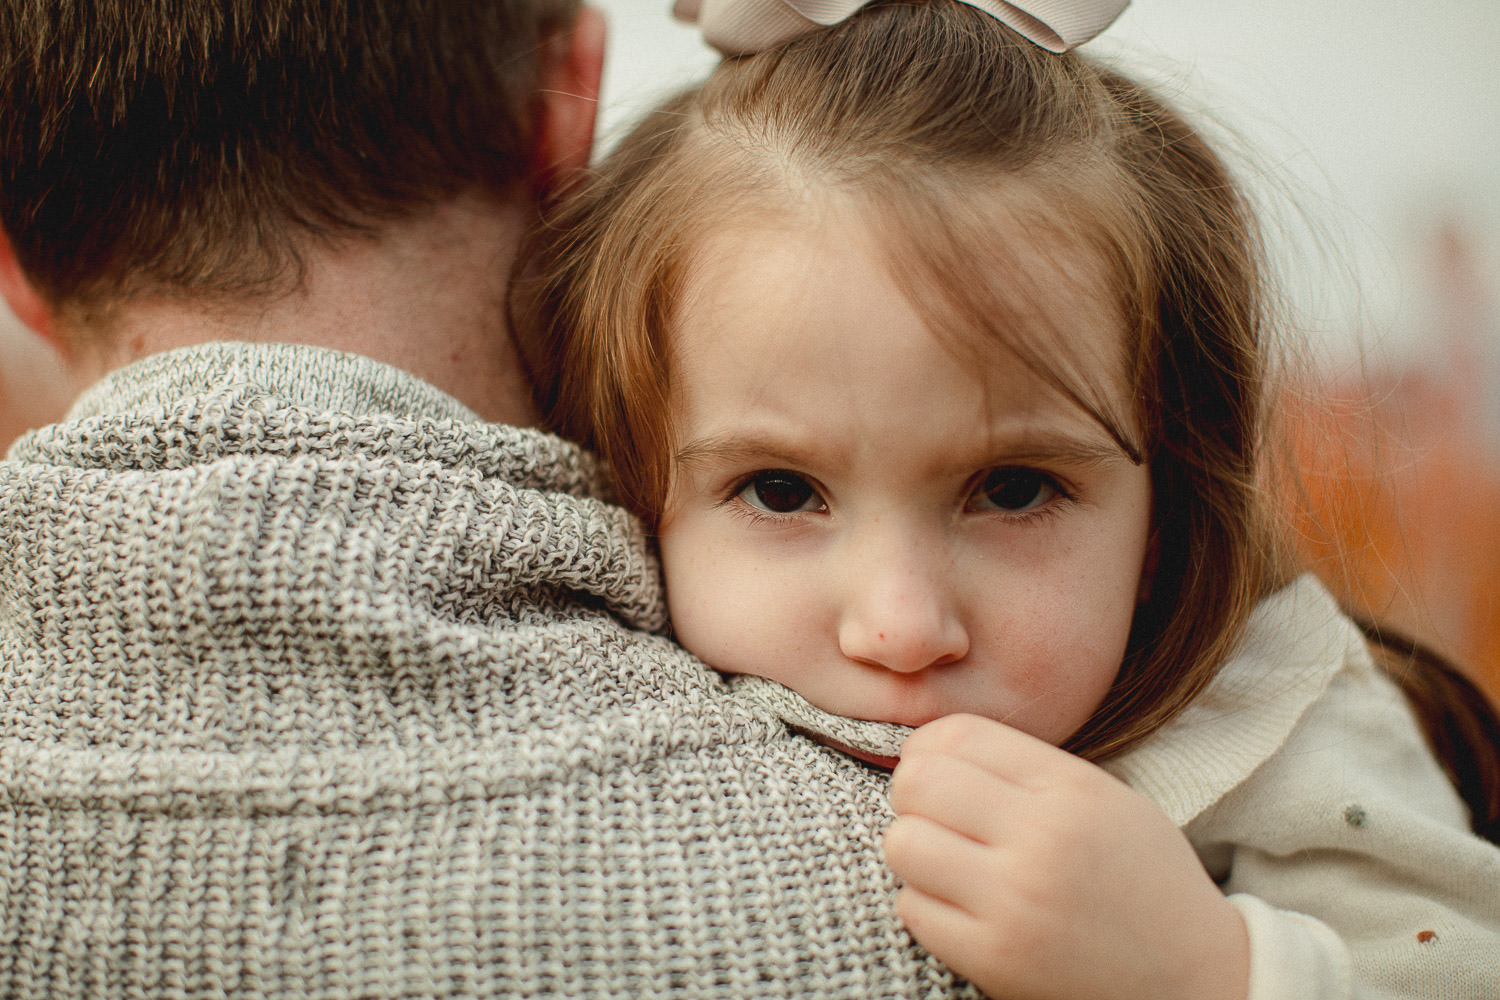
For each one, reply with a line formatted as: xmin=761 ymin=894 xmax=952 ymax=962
xmin=1289 ymin=222 xmax=1500 ymax=703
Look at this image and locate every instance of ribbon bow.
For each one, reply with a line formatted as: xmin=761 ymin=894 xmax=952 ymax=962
xmin=675 ymin=0 xmax=1129 ymax=56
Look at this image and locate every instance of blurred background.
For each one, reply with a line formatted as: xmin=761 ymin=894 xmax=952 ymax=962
xmin=3 ymin=0 xmax=1497 ymax=694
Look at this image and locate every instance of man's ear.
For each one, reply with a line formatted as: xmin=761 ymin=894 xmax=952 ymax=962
xmin=0 ymin=228 xmax=57 ymax=346
xmin=531 ymin=6 xmax=606 ymax=191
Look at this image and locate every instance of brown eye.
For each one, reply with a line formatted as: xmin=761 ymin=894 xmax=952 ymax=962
xmin=739 ymin=471 xmax=824 ymax=514
xmin=971 ymin=468 xmax=1058 ymax=513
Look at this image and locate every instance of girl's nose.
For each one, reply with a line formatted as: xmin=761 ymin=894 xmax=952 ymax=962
xmin=837 ymin=554 xmax=970 ymax=674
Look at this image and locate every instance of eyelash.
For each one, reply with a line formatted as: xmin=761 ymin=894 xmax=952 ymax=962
xmin=965 ymin=466 xmax=1075 ymax=522
xmin=718 ymin=470 xmax=827 ymax=526
xmin=716 ymin=467 xmax=1076 ymax=525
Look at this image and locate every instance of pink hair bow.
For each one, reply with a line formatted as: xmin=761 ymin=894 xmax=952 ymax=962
xmin=674 ymin=0 xmax=1129 ymax=56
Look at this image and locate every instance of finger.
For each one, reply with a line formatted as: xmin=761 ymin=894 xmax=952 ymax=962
xmin=892 ymin=885 xmax=985 ymax=961
xmin=901 ymin=713 xmax=1090 ymax=788
xmin=894 ymin=886 xmax=1016 ymax=994
xmin=888 ymin=749 xmax=1019 ymax=845
xmin=882 ymin=814 xmax=999 ymax=914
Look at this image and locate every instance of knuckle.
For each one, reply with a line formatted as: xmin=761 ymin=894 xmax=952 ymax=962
xmin=905 ymin=712 xmax=980 ymax=754
xmin=887 ymin=754 xmax=927 ymax=805
xmin=934 ymin=711 xmax=989 ymax=745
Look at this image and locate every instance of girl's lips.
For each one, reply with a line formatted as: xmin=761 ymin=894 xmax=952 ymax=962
xmin=816 ymin=736 xmax=901 ymax=771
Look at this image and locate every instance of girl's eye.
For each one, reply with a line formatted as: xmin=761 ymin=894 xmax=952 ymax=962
xmin=969 ymin=467 xmax=1060 ymax=514
xmin=737 ymin=471 xmax=826 ymax=514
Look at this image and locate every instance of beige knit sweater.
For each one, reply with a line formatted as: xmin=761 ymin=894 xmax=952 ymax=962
xmin=0 ymin=342 xmax=967 ymax=999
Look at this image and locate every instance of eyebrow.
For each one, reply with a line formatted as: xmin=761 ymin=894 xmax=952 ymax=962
xmin=674 ymin=435 xmax=822 ymax=471
xmin=981 ymin=434 xmax=1138 ymax=468
xmin=674 ymin=429 xmax=1138 ymax=471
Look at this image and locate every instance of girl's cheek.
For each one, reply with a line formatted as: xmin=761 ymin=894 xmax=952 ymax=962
xmin=660 ymin=534 xmax=743 ymax=665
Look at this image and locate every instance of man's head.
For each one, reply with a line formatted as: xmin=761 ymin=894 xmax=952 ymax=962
xmin=0 ymin=0 xmax=601 ymax=369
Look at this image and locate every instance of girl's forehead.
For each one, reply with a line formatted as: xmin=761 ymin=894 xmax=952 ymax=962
xmin=681 ymin=183 xmax=1131 ymax=383
xmin=669 ymin=189 xmax=1134 ymax=440
xmin=670 ymin=185 xmax=1143 ymax=458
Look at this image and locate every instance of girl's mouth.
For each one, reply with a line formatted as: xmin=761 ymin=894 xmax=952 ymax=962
xmin=815 ymin=736 xmax=901 ymax=771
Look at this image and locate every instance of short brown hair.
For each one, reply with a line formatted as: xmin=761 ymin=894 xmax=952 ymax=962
xmin=517 ymin=0 xmax=1283 ymax=759
xmin=0 ymin=0 xmax=578 ymax=309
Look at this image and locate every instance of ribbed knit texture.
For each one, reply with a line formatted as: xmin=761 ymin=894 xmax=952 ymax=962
xmin=0 ymin=343 xmax=976 ymax=999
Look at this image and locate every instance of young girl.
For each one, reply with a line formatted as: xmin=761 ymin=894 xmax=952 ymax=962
xmin=516 ymin=1 xmax=1500 ymax=996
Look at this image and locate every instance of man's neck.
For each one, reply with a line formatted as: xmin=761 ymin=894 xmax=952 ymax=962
xmin=63 ymin=192 xmax=539 ymax=426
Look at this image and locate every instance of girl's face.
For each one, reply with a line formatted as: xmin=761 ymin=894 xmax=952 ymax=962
xmin=657 ymin=202 xmax=1154 ymax=747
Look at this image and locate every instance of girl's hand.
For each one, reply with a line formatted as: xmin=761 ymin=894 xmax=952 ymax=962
xmin=884 ymin=714 xmax=1249 ymax=1000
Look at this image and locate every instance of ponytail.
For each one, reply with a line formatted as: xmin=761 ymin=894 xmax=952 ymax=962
xmin=1361 ymin=621 xmax=1500 ymax=843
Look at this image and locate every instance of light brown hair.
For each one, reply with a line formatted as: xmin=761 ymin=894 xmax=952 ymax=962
xmin=516 ymin=0 xmax=1500 ymax=833
xmin=520 ymin=0 xmax=1275 ymax=761
xmin=0 ymin=0 xmax=577 ymax=312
